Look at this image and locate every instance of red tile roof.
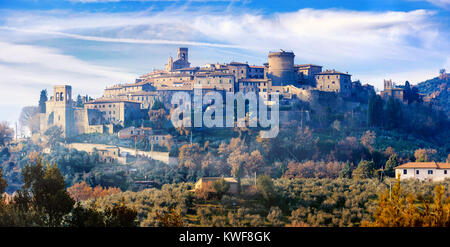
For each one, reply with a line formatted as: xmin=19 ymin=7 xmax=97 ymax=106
xmin=395 ymin=162 xmax=450 ymax=169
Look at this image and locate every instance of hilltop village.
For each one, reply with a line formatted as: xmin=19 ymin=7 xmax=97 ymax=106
xmin=33 ymin=47 xmax=443 ymax=167
xmin=40 ymin=47 xmax=379 ymax=138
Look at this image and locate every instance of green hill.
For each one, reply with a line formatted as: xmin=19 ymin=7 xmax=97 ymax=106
xmin=416 ymin=74 xmax=449 ymax=116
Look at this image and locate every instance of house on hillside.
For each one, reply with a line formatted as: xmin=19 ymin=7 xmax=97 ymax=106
xmin=193 ymin=177 xmax=239 ymax=195
xmin=395 ymin=162 xmax=450 ymax=182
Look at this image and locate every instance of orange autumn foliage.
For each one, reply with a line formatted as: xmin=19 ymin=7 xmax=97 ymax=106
xmin=362 ymin=177 xmax=450 ymax=227
xmin=67 ymin=181 xmax=121 ymax=202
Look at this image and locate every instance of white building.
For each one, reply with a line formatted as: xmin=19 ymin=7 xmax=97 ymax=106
xmin=395 ymin=162 xmax=450 ymax=182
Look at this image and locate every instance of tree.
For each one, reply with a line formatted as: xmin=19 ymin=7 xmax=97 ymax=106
xmin=339 ymin=162 xmax=352 ymax=178
xmin=384 ymin=97 xmax=402 ymax=129
xmin=156 ymin=209 xmax=184 ymax=227
xmin=245 ymin=150 xmax=266 ymax=175
xmin=367 ymin=93 xmax=383 ymax=127
xmin=360 ymin=130 xmax=376 ymax=152
xmin=149 ymin=108 xmax=168 ymax=129
xmin=213 ymin=178 xmax=230 ymax=200
xmin=38 ymin=89 xmax=48 ymax=113
xmin=104 ymin=197 xmax=138 ymax=227
xmin=257 ymin=175 xmax=277 ymax=207
xmin=43 ymin=125 xmax=63 ymax=147
xmin=414 ymin=148 xmax=437 ymax=162
xmin=267 ymin=206 xmax=283 ymax=226
xmin=178 ymin=143 xmax=203 ymax=171
xmin=0 ymin=122 xmax=14 ymax=147
xmin=76 ymin=94 xmax=83 ymax=107
xmin=151 ymin=99 xmax=165 ymax=110
xmin=0 ymin=168 xmax=7 ymax=195
xmin=363 ymin=178 xmax=450 ymax=227
xmin=67 ymin=181 xmax=93 ymax=201
xmin=384 ymin=154 xmax=398 ymax=177
xmin=18 ymin=106 xmax=39 ymax=135
xmin=21 ymin=158 xmax=75 ymax=226
xmin=352 ymin=160 xmax=375 ymax=179
xmin=68 ymin=203 xmax=105 ymax=227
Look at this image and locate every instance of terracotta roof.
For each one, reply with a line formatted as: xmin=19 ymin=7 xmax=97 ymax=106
xmin=395 ymin=162 xmax=450 ymax=169
xmin=176 ymin=67 xmax=199 ymax=71
xmin=86 ymin=98 xmax=141 ymax=104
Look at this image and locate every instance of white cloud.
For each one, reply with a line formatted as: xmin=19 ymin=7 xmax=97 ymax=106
xmin=422 ymin=0 xmax=450 ymax=8
xmin=0 ymin=41 xmax=136 ymax=123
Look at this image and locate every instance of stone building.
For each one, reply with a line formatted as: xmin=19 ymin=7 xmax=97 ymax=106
xmin=194 ymin=177 xmax=239 ymax=195
xmin=315 ymin=70 xmax=352 ymax=97
xmin=165 ymin=47 xmax=190 ymax=72
xmin=267 ymin=50 xmax=296 ymax=86
xmin=295 ymin=64 xmax=323 ymax=86
xmin=84 ymin=99 xmax=142 ymax=126
xmin=40 ymin=48 xmax=364 ymax=138
xmin=40 ymin=85 xmax=145 ymax=137
xmin=380 ymin=79 xmax=406 ymax=102
xmin=41 ymin=85 xmax=76 ymax=137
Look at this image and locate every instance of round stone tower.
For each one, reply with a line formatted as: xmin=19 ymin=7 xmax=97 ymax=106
xmin=268 ymin=49 xmax=295 ymax=86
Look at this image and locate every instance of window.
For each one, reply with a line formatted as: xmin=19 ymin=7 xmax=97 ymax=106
xmin=403 ymin=169 xmax=407 ymax=175
xmin=428 ymin=170 xmax=433 ymax=175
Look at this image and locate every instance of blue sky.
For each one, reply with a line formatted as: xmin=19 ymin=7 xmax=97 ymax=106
xmin=0 ymin=0 xmax=449 ymax=127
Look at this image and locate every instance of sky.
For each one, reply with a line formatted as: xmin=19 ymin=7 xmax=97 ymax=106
xmin=0 ymin=0 xmax=449 ymax=126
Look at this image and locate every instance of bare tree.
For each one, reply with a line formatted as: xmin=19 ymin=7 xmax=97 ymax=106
xmin=18 ymin=106 xmax=39 ymax=136
xmin=0 ymin=121 xmax=14 ymax=146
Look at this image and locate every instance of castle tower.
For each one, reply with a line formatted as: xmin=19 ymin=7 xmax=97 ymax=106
xmin=44 ymin=85 xmax=75 ymax=137
xmin=267 ymin=49 xmax=295 ymax=86
xmin=384 ymin=79 xmax=393 ymax=90
xmin=166 ymin=56 xmax=174 ymax=72
xmin=177 ymin=47 xmax=188 ymax=61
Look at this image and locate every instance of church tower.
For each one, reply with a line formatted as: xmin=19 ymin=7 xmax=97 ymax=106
xmin=44 ymin=85 xmax=75 ymax=137
xmin=177 ymin=47 xmax=188 ymax=61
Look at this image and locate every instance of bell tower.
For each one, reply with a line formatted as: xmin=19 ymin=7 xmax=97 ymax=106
xmin=177 ymin=47 xmax=188 ymax=61
xmin=45 ymin=85 xmax=74 ymax=137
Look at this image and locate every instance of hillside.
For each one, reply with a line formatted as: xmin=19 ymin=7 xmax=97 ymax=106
xmin=416 ymin=74 xmax=449 ymax=116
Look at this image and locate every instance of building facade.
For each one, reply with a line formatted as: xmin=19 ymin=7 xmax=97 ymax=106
xmin=315 ymin=70 xmax=352 ymax=97
xmin=395 ymin=162 xmax=450 ymax=182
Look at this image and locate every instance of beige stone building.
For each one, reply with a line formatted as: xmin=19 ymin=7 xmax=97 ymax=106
xmin=84 ymin=99 xmax=141 ymax=126
xmin=194 ymin=177 xmax=239 ymax=195
xmin=315 ymin=70 xmax=352 ymax=97
xmin=380 ymin=79 xmax=406 ymax=102
xmin=41 ymin=85 xmax=76 ymax=137
xmin=165 ymin=47 xmax=190 ymax=71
